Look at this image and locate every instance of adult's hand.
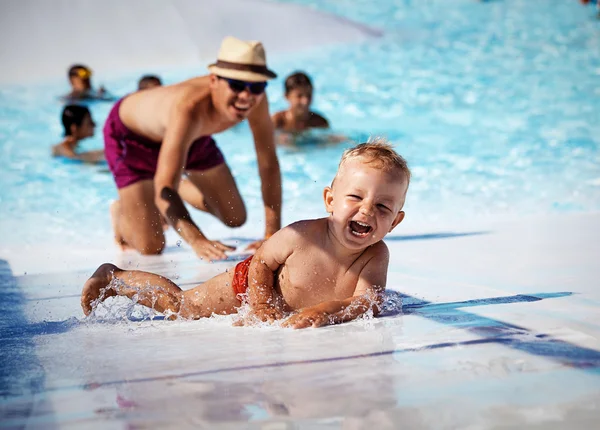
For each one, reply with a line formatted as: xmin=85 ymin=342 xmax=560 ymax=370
xmin=190 ymin=238 xmax=235 ymax=261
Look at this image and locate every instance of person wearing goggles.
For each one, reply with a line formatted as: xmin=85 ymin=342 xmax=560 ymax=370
xmin=63 ymin=64 xmax=114 ymax=102
xmin=103 ymin=36 xmax=281 ymax=262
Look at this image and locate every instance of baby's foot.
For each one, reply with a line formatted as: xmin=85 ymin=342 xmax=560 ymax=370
xmin=81 ymin=263 xmax=118 ymax=315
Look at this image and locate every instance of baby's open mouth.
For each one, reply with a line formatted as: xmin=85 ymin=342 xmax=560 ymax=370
xmin=349 ymin=220 xmax=372 ymax=237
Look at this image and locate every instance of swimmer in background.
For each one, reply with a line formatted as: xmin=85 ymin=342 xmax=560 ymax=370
xmin=272 ymin=72 xmax=346 ymax=146
xmin=580 ymin=0 xmax=600 ymax=17
xmin=52 ymin=105 xmax=105 ymax=164
xmin=62 ymin=64 xmax=115 ymax=102
xmin=272 ymin=72 xmax=329 ymax=132
xmin=81 ymin=139 xmax=410 ymax=329
xmin=137 ymin=75 xmax=162 ymax=91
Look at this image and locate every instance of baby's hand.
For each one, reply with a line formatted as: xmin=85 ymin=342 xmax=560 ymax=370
xmin=266 ymin=307 xmax=286 ymax=321
xmin=233 ymin=305 xmax=284 ymax=326
xmin=282 ymin=309 xmax=330 ymax=329
xmin=252 ymin=306 xmax=285 ymax=323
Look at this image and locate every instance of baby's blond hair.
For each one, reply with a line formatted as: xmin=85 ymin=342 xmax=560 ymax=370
xmin=337 ymin=137 xmax=411 ymax=186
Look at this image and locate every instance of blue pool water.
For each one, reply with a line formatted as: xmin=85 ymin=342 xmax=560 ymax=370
xmin=0 ymin=0 xmax=599 ymax=250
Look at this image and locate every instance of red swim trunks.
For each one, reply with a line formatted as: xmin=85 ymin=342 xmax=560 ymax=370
xmin=232 ymin=255 xmax=253 ymax=301
xmin=103 ymin=98 xmax=225 ymax=189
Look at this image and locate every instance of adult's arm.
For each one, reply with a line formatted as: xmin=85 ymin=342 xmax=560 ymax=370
xmin=154 ymin=96 xmax=230 ymax=260
xmin=247 ymin=96 xmax=282 ymax=245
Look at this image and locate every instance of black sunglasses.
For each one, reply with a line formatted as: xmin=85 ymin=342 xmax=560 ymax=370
xmin=218 ymin=76 xmax=267 ymax=95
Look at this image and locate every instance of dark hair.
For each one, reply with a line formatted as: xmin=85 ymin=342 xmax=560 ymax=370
xmin=138 ymin=75 xmax=162 ymax=90
xmin=68 ymin=64 xmax=91 ymax=78
xmin=62 ymin=105 xmax=91 ymax=136
xmin=284 ymin=71 xmax=313 ymax=95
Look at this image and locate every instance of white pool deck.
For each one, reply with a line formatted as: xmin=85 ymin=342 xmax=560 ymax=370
xmin=1 ymin=211 xmax=599 ymax=429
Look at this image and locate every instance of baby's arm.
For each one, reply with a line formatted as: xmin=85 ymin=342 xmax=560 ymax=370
xmin=242 ymin=226 xmax=296 ymax=323
xmin=282 ymin=243 xmax=389 ymax=329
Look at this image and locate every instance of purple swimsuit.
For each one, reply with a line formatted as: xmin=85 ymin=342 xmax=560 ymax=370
xmin=103 ymin=98 xmax=225 ymax=189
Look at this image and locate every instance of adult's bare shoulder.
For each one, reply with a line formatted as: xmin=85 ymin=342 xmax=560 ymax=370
xmin=145 ymin=77 xmax=211 ymax=112
xmin=177 ymin=76 xmax=212 ymax=107
xmin=121 ymin=77 xmax=212 ymax=139
xmin=182 ymin=75 xmax=211 ymax=88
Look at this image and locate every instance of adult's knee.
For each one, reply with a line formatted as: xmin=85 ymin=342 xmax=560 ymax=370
xmin=223 ymin=209 xmax=247 ymax=228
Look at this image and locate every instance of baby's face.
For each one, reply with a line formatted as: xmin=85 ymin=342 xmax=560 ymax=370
xmin=324 ymin=158 xmax=407 ymax=251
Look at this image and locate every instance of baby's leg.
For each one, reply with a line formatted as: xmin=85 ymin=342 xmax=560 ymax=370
xmin=179 ymin=270 xmax=240 ymax=319
xmin=81 ymin=263 xmax=183 ymax=316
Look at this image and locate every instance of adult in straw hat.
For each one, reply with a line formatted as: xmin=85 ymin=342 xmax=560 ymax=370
xmin=103 ymin=36 xmax=281 ymax=261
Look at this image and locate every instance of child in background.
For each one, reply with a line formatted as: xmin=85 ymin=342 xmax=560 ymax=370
xmin=63 ymin=64 xmax=114 ymax=102
xmin=52 ymin=105 xmax=104 ymax=164
xmin=580 ymin=0 xmax=600 ymax=17
xmin=137 ymin=75 xmax=162 ymax=90
xmin=272 ymin=71 xmax=329 ymax=133
xmin=81 ymin=139 xmax=410 ymax=329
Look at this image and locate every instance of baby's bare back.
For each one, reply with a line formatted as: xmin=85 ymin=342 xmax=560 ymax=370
xmin=119 ymin=76 xmax=213 ymax=142
xmin=273 ymin=219 xmax=377 ymax=310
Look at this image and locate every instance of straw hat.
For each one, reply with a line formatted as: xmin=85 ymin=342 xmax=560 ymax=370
xmin=208 ymin=36 xmax=277 ymax=82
